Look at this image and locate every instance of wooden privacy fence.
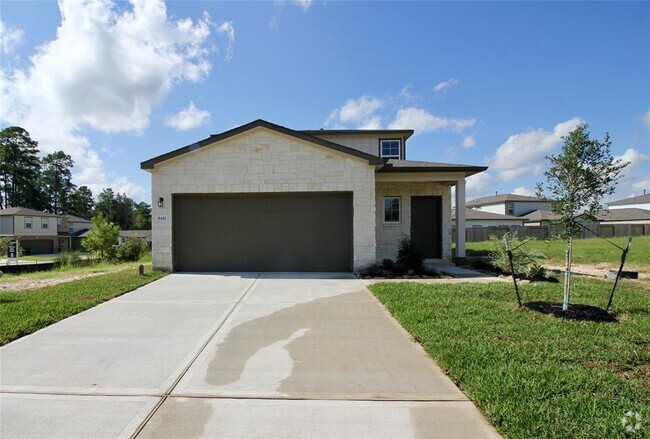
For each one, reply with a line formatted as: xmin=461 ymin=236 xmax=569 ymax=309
xmin=453 ymin=223 xmax=650 ymax=243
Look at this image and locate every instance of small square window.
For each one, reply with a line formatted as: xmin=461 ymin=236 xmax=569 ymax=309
xmin=384 ymin=197 xmax=400 ymax=223
xmin=42 ymin=218 xmax=49 ymax=229
xmin=24 ymin=217 xmax=32 ymax=229
xmin=380 ymin=140 xmax=401 ymax=159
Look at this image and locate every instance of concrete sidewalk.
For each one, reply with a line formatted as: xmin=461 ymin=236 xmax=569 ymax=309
xmin=1 ymin=273 xmax=500 ymax=438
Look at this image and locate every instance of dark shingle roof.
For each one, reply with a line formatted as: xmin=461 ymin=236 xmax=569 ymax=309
xmin=141 ymin=119 xmax=385 ymax=169
xmin=0 ymin=207 xmax=59 ymax=217
xmin=66 ymin=215 xmax=92 ymax=223
xmin=300 ymin=129 xmax=414 ymax=140
xmin=594 ymin=208 xmax=650 ymax=222
xmin=452 ymin=208 xmax=523 ymax=221
xmin=608 ymin=194 xmax=650 ymax=206
xmin=377 ymin=159 xmax=487 ymax=176
xmin=466 ymin=194 xmax=549 ymax=207
xmin=521 ymin=209 xmax=561 ymax=222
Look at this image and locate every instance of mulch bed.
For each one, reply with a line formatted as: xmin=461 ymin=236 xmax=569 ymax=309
xmin=523 ymin=301 xmax=618 ymax=323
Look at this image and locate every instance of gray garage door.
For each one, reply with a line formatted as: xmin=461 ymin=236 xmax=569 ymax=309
xmin=20 ymin=240 xmax=54 ymax=255
xmin=173 ymin=192 xmax=353 ymax=272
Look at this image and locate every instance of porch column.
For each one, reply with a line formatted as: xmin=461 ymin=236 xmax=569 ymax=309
xmin=455 ymin=177 xmax=466 ymax=265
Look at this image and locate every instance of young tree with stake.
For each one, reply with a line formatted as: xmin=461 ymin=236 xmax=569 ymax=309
xmin=537 ymin=124 xmax=628 ymax=311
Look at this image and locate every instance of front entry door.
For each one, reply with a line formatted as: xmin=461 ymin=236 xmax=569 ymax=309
xmin=411 ymin=196 xmax=442 ymax=259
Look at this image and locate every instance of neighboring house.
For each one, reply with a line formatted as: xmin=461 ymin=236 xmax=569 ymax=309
xmin=466 ymin=194 xmax=552 ymax=217
xmin=67 ymin=215 xmax=92 ymax=250
xmin=607 ymin=193 xmax=650 ymax=211
xmin=521 ymin=209 xmax=561 ymax=227
xmin=141 ymin=119 xmax=487 ymax=272
xmin=593 ymin=208 xmax=650 ymax=225
xmin=119 ymin=230 xmax=152 ymax=249
xmin=452 ymin=208 xmax=525 ymax=227
xmin=0 ymin=207 xmax=70 ymax=254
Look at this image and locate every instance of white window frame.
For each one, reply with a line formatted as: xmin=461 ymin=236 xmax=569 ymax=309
xmin=41 ymin=217 xmax=49 ymax=229
xmin=57 ymin=218 xmax=62 ymax=227
xmin=380 ymin=139 xmax=401 ymax=159
xmin=383 ymin=196 xmax=401 ymax=224
xmin=24 ymin=217 xmax=33 ymax=229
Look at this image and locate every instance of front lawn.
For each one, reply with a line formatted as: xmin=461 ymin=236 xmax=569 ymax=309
xmin=0 ymin=260 xmax=151 ymax=285
xmin=0 ymin=266 xmax=167 ymax=345
xmin=371 ymin=277 xmax=649 ymax=438
xmin=462 ymin=236 xmax=650 ymax=272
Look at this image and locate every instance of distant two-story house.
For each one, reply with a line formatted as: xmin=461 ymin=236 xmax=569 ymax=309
xmin=466 ymin=194 xmax=552 ymax=217
xmin=0 ymin=207 xmax=71 ymax=255
xmin=607 ymin=193 xmax=650 ymax=211
xmin=141 ymin=119 xmax=488 ymax=272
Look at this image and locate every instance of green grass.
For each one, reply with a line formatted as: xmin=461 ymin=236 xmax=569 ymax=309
xmin=0 ymin=257 xmax=152 ymax=284
xmin=13 ymin=255 xmax=58 ymax=262
xmin=463 ymin=236 xmax=650 ymax=272
xmin=371 ymin=277 xmax=649 ymax=439
xmin=0 ymin=266 xmax=167 ymax=345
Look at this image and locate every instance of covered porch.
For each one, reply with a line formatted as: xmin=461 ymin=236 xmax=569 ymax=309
xmin=375 ymin=160 xmax=488 ymax=265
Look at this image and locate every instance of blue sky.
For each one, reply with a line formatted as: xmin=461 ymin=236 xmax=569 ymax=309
xmin=1 ymin=0 xmax=648 ymax=203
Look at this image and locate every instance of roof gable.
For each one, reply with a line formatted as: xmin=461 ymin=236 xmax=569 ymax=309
xmin=141 ymin=119 xmax=384 ymax=170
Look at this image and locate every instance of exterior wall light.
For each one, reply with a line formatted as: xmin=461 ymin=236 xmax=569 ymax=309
xmin=158 ymin=197 xmax=164 ymax=208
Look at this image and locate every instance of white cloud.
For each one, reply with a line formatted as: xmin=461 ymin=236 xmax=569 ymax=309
xmin=217 ymin=21 xmax=235 ymax=60
xmin=164 ymin=101 xmax=211 ymax=130
xmin=641 ymin=107 xmax=650 ymax=131
xmin=433 ymin=78 xmax=459 ymax=93
xmin=0 ymin=0 xmax=218 ymax=201
xmin=462 ymin=135 xmax=476 ymax=148
xmin=388 ymin=107 xmax=475 ymax=135
xmin=488 ymin=117 xmax=583 ymax=181
xmin=293 ymin=0 xmax=313 ymax=11
xmin=0 ymin=20 xmax=24 ymax=54
xmin=512 ymin=186 xmax=534 ymax=197
xmin=325 ymin=95 xmax=384 ymax=128
xmin=461 ymin=171 xmax=497 ymax=203
xmin=612 ymin=148 xmax=650 ymax=198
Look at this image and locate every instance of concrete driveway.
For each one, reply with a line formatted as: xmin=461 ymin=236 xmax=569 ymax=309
xmin=0 ymin=273 xmax=499 ymax=438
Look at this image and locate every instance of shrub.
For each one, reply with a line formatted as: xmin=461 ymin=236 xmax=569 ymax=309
xmin=55 ymin=251 xmax=83 ymax=268
xmin=528 ymin=263 xmax=548 ymax=281
xmin=382 ymin=258 xmax=394 ymax=271
xmin=115 ymin=237 xmax=149 ymax=262
xmin=396 ymin=235 xmax=424 ymax=275
xmin=488 ymin=233 xmax=545 ymax=275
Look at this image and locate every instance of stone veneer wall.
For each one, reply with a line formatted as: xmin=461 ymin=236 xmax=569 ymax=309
xmin=375 ymin=182 xmax=452 ymax=262
xmin=149 ymin=128 xmax=376 ymax=271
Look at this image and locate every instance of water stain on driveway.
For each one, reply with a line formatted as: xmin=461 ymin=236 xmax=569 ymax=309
xmin=202 ymin=291 xmax=464 ymax=399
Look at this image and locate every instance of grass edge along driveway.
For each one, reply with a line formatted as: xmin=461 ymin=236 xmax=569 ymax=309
xmin=0 ymin=267 xmax=167 ymax=345
xmin=371 ymin=277 xmax=649 ymax=439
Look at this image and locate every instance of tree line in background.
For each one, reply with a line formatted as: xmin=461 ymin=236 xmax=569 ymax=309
xmin=0 ymin=127 xmax=150 ymax=230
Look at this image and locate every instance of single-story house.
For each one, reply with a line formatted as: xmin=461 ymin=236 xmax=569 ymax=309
xmin=141 ymin=119 xmax=487 ymax=272
xmin=607 ymin=193 xmax=650 ymax=211
xmin=119 ymin=230 xmax=152 ymax=249
xmin=466 ymin=194 xmax=552 ymax=217
xmin=452 ymin=208 xmax=525 ymax=227
xmin=0 ymin=207 xmax=71 ymax=254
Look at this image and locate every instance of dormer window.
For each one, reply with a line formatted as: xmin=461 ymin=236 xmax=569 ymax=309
xmin=380 ymin=139 xmax=401 ymax=159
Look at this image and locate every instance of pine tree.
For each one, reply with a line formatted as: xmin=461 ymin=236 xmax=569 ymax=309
xmin=0 ymin=127 xmax=44 ymax=209
xmin=42 ymin=151 xmax=76 ymax=214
